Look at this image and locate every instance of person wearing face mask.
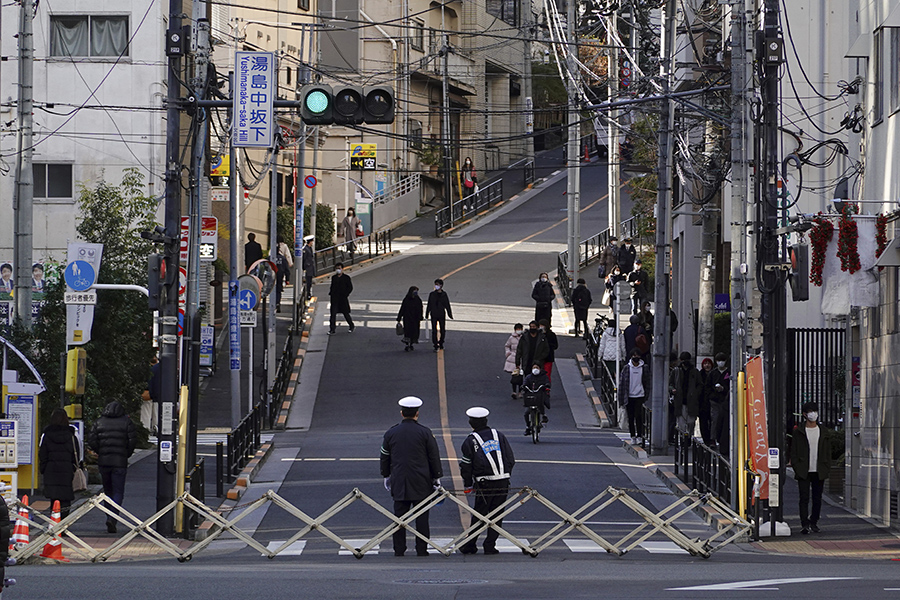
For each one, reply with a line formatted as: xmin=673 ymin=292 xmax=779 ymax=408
xmin=532 ymin=272 xmax=554 ymax=325
xmin=397 ymin=286 xmax=424 ymax=352
xmin=669 ymin=351 xmax=702 ymax=436
xmin=707 ymin=353 xmax=730 ymax=451
xmin=571 ymin=278 xmax=592 ymax=337
xmin=618 ymin=350 xmax=652 ymax=445
xmin=504 ymin=324 xmax=525 ymax=399
xmin=328 ymin=262 xmax=354 ymax=335
xmin=460 ymin=157 xmax=478 ymax=200
xmin=698 ymin=357 xmax=715 ymax=445
xmin=515 ymin=321 xmax=549 ymax=377
xmin=425 ymin=278 xmax=453 ymax=351
xmin=538 ymin=319 xmax=558 ymax=384
xmin=341 ymin=207 xmax=362 ymax=256
xmin=790 ymin=401 xmax=832 ymax=534
xmin=522 ymin=362 xmax=551 ymax=434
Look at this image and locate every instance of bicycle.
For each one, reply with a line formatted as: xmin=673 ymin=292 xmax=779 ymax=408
xmin=522 ymin=383 xmax=548 ymax=444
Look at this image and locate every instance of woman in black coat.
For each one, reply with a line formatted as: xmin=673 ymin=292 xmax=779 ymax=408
xmin=397 ymin=286 xmax=424 ymax=351
xmin=39 ymin=408 xmax=78 ymax=518
xmin=532 ymin=272 xmax=554 ymax=325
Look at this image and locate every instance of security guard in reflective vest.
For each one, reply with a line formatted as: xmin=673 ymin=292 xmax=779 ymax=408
xmin=380 ymin=396 xmax=443 ymax=556
xmin=458 ymin=407 xmax=515 ymax=555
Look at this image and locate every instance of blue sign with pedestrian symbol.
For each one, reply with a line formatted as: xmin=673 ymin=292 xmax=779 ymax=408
xmin=64 ymin=261 xmax=95 ymax=292
xmin=239 ymin=289 xmax=258 ymax=311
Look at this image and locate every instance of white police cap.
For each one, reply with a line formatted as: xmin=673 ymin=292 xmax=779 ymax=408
xmin=466 ymin=406 xmax=489 ymax=418
xmin=398 ymin=396 xmax=423 ymax=409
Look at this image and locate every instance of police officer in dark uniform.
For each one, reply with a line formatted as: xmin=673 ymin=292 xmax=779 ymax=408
xmin=380 ymin=397 xmax=443 ymax=556
xmin=458 ymin=407 xmax=515 ymax=555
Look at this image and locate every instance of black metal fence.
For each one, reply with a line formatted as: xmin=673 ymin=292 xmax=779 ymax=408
xmin=524 ymin=160 xmax=535 ymax=187
xmin=674 ymin=432 xmax=732 ymax=503
xmin=183 ymin=458 xmax=205 ymax=537
xmin=313 ymin=229 xmax=393 ymax=276
xmin=434 ymin=179 xmax=504 ymax=235
xmin=640 ymin=405 xmax=652 ymax=451
xmin=268 ymin=323 xmax=296 ymax=426
xmin=558 ymin=228 xmax=614 ymax=305
xmin=786 ymin=328 xmax=845 ymax=428
xmin=224 ymin=403 xmax=263 ymax=484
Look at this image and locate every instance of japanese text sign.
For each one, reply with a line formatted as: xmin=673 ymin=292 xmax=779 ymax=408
xmin=233 ymin=52 xmax=275 ymax=148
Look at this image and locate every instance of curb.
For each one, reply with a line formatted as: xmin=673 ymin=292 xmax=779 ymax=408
xmin=574 ymin=352 xmax=610 ymax=428
xmin=311 ymin=251 xmax=401 ymax=283
xmin=195 ymin=440 xmax=276 ymax=541
xmin=275 ymin=297 xmax=317 ymax=430
xmin=652 ymin=464 xmax=737 ymax=532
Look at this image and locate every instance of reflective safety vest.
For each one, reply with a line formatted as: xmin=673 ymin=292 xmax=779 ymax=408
xmin=470 ymin=429 xmax=509 ymax=482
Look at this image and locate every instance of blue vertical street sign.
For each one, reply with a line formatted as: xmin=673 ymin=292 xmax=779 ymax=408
xmin=228 ymin=280 xmax=241 ymax=370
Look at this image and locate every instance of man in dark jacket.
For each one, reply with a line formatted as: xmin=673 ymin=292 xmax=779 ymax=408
xmin=531 ymin=272 xmax=554 ymax=325
xmin=380 ymin=397 xmax=443 ymax=556
xmin=623 ymin=314 xmax=649 ymax=360
xmin=707 ymin=352 xmax=730 ymax=451
xmin=425 ymin=278 xmax=453 ymax=351
xmin=669 ymin=352 xmax=702 ymax=436
xmin=515 ymin=321 xmax=549 ymax=373
xmin=244 ymin=232 xmax=263 ymax=272
xmin=791 ymin=401 xmax=832 ymax=534
xmin=616 ymin=237 xmax=637 ymax=274
xmin=301 ymin=237 xmax=316 ymax=300
xmin=88 ymin=401 xmax=137 ymax=533
xmin=571 ymin=278 xmax=592 ymax=337
xmin=626 ymin=259 xmax=649 ymax=314
xmin=458 ymin=407 xmax=515 ymax=555
xmin=328 ymin=262 xmax=354 ymax=334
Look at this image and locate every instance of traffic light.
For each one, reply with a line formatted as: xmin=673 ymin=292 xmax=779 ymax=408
xmin=298 ymin=84 xmax=395 ymax=125
xmin=148 ymin=253 xmax=164 ymax=310
xmin=789 ymin=245 xmax=809 ymax=302
xmin=299 ymin=84 xmax=333 ymax=125
xmin=363 ymin=86 xmax=395 ymax=124
xmin=333 ymin=86 xmax=364 ymax=124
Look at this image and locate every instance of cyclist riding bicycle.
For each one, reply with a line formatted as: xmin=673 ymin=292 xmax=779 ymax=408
xmin=522 ymin=362 xmax=550 ymax=436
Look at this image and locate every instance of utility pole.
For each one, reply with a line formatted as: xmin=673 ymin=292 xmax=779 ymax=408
xmin=650 ymin=0 xmax=677 ymax=456
xmin=13 ymin=0 xmax=34 ymax=328
xmin=729 ymin=0 xmax=750 ymax=510
xmin=760 ymin=0 xmax=787 ymax=534
xmin=228 ymin=70 xmax=242 ymax=429
xmin=267 ymin=137 xmax=279 ymax=403
xmin=441 ymin=32 xmax=452 ymax=210
xmin=607 ymin=8 xmax=620 ymax=237
xmin=697 ymin=202 xmax=717 ymax=361
xmin=158 ymin=0 xmax=186 ymax=535
xmin=185 ymin=15 xmax=210 ymax=471
xmin=565 ymin=0 xmax=581 ymax=289
xmin=523 ymin=0 xmax=534 ymax=167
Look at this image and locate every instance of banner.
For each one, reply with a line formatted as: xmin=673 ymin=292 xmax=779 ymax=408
xmin=745 ymin=355 xmax=769 ymax=499
xmin=65 ymin=243 xmax=104 ymax=345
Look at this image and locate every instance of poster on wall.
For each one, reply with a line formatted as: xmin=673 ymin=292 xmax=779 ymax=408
xmin=0 ymin=260 xmax=12 ymax=301
xmin=6 ymin=395 xmax=35 ymax=465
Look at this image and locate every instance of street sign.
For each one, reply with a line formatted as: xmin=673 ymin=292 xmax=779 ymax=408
xmin=233 ymin=51 xmax=275 ymax=147
xmin=240 ymin=310 xmax=257 ymax=327
xmin=238 ymin=274 xmax=261 ymax=305
xmin=350 ymin=143 xmax=376 ymax=170
xmin=304 ymin=175 xmax=317 ymax=189
xmin=211 ymin=187 xmax=229 ymax=202
xmin=228 ymin=280 xmax=241 ymax=371
xmin=64 ymin=261 xmax=95 ymax=292
xmin=64 ymin=291 xmax=97 ymax=305
xmin=210 ymin=155 xmax=230 ymax=177
xmin=239 ymin=289 xmax=258 ymax=311
xmin=199 ymin=325 xmax=214 ymax=368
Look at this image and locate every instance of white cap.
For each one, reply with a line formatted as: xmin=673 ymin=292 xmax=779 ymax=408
xmin=398 ymin=396 xmax=423 ymax=409
xmin=466 ymin=406 xmax=489 ymax=418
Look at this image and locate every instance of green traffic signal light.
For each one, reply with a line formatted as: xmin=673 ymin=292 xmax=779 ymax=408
xmin=305 ymin=90 xmax=329 ymax=114
xmin=299 ymin=84 xmax=333 ymax=124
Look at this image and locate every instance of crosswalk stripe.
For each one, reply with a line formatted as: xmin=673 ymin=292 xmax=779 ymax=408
xmin=338 ymin=539 xmax=378 ymax=555
xmin=263 ymin=540 xmax=307 ymax=556
xmin=639 ymin=541 xmax=685 ymax=554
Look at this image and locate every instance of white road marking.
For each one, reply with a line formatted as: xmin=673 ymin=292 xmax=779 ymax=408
xmin=263 ymin=540 xmax=307 ymax=556
xmin=563 ymin=539 xmax=606 ymax=553
xmin=668 ymin=577 xmax=861 ymax=591
xmin=338 ymin=539 xmax=378 ymax=555
xmin=639 ymin=541 xmax=685 ymax=554
xmin=280 ymin=457 xmax=642 ymax=469
xmin=495 ymin=538 xmax=529 ymax=553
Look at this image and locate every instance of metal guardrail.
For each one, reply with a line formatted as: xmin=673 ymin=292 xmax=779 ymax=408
xmin=314 ymin=229 xmax=393 ymax=276
xmin=434 ymin=179 xmax=504 ymax=235
xmin=674 ymin=432 xmax=731 ymax=503
xmin=184 ymin=458 xmax=205 ymax=537
xmin=269 ymin=324 xmax=295 ymax=426
xmin=641 ymin=405 xmax=652 ymax=452
xmin=11 ymin=485 xmax=750 ymax=563
xmin=224 ymin=405 xmax=263 ymax=484
xmin=558 ymin=228 xmax=614 ymax=305
xmin=524 ymin=160 xmax=535 ymax=187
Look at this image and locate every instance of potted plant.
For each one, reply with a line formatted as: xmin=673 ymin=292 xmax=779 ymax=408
xmin=415 ymin=143 xmax=443 ymax=175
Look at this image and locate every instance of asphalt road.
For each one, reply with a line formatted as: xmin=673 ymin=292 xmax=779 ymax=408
xmin=18 ymin=161 xmax=900 ymax=598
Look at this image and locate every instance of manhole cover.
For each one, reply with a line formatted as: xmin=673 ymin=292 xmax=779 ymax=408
xmin=395 ymin=579 xmax=488 ymax=585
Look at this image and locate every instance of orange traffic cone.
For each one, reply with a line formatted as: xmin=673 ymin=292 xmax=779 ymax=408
xmin=10 ymin=495 xmax=29 ymax=551
xmin=39 ymin=500 xmax=68 ymax=562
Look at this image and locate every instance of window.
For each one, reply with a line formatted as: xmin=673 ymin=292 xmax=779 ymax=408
xmin=487 ymin=0 xmax=517 ymax=26
xmin=33 ymin=164 xmax=73 ymax=201
xmin=410 ymin=120 xmax=423 ymax=149
xmin=269 ymin=172 xmax=293 ymax=207
xmin=298 ymin=0 xmax=309 ymax=10
xmin=50 ymin=16 xmax=129 ymax=58
xmin=892 ymin=29 xmax=900 ymax=114
xmin=874 ymin=28 xmax=884 ymax=123
xmin=411 ymin=19 xmax=425 ymax=52
xmin=286 ymin=66 xmax=292 ymax=86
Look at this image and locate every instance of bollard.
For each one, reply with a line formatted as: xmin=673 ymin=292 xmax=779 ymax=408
xmin=216 ymin=441 xmax=224 ymax=497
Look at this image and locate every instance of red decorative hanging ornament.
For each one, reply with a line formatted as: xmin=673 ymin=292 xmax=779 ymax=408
xmin=876 ymin=212 xmax=888 ymax=272
xmin=808 ymin=214 xmax=833 ymax=287
xmin=836 ymin=203 xmax=861 ymax=274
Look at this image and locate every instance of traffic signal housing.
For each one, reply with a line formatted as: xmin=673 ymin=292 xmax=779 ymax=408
xmin=298 ymin=84 xmax=394 ymax=125
xmin=333 ymin=86 xmax=364 ymax=124
xmin=363 ymin=86 xmax=395 ymax=124
xmin=148 ymin=253 xmax=164 ymax=310
xmin=299 ymin=84 xmax=333 ymax=125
